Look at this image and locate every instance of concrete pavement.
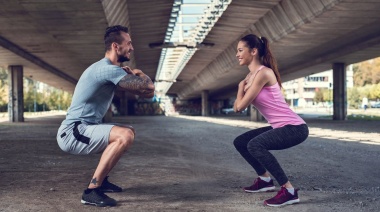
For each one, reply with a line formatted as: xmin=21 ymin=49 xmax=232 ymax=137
xmin=0 ymin=114 xmax=379 ymax=212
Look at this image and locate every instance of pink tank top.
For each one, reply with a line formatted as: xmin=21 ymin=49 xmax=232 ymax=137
xmin=248 ymin=67 xmax=305 ymax=128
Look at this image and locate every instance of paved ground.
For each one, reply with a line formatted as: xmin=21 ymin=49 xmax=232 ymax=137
xmin=0 ymin=113 xmax=379 ymax=212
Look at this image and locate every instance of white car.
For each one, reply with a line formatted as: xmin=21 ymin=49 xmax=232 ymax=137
xmin=222 ymin=108 xmax=234 ymax=114
xmin=222 ymin=108 xmax=248 ymax=115
xmin=371 ymin=102 xmax=380 ymax=108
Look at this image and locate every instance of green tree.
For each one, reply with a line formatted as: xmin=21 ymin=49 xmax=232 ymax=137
xmin=359 ymin=86 xmax=370 ymax=100
xmin=47 ymin=89 xmax=59 ymax=110
xmin=23 ymin=78 xmax=35 ymax=112
xmin=23 ymin=79 xmax=49 ymax=112
xmin=372 ymin=84 xmax=380 ymax=100
xmin=353 ymin=57 xmax=380 ymax=86
xmin=322 ymin=88 xmax=332 ymax=102
xmin=0 ymin=68 xmax=7 ymax=112
xmin=61 ymin=91 xmax=72 ymax=110
xmin=348 ymin=87 xmax=361 ymax=109
xmin=314 ymin=89 xmax=324 ymax=103
xmin=0 ymin=67 xmax=7 ymax=85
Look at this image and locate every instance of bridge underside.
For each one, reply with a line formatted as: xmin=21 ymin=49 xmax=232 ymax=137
xmin=1 ymin=0 xmax=380 ymax=121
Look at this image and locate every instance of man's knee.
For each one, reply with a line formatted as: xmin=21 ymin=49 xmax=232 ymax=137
xmin=116 ymin=128 xmax=134 ymax=149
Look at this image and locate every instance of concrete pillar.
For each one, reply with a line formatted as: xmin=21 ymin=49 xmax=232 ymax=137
xmin=201 ymin=90 xmax=209 ymax=116
xmin=250 ymin=104 xmax=264 ymax=122
xmin=332 ymin=63 xmax=347 ymax=120
xmin=223 ymin=99 xmax=229 ymax=108
xmin=8 ymin=65 xmax=24 ymax=122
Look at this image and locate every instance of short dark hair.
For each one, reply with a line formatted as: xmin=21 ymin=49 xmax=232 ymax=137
xmin=104 ymin=25 xmax=129 ymax=52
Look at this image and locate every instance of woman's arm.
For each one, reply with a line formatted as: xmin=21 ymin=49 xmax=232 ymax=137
xmin=234 ymin=71 xmax=269 ymax=112
xmin=234 ymin=79 xmax=246 ymax=112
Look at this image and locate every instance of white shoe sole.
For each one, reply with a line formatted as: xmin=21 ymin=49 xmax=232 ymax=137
xmin=244 ymin=186 xmax=275 ymax=193
xmin=81 ymin=200 xmax=98 ymax=206
xmin=81 ymin=199 xmax=109 ymax=207
xmin=265 ymin=198 xmax=300 ymax=207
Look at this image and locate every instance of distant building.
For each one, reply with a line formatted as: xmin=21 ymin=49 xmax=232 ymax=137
xmin=283 ymin=65 xmax=354 ymax=107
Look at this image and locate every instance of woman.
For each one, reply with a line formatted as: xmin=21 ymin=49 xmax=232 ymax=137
xmin=233 ymin=34 xmax=309 ymax=207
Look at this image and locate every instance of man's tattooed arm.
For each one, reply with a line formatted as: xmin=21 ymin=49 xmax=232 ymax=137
xmin=118 ymin=73 xmax=155 ymax=98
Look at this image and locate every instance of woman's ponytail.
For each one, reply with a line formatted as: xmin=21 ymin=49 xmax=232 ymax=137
xmin=260 ymin=37 xmax=282 ymax=88
xmin=240 ymin=34 xmax=283 ymax=88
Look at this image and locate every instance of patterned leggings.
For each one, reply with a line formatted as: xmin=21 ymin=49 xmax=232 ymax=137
xmin=233 ymin=124 xmax=309 ymax=185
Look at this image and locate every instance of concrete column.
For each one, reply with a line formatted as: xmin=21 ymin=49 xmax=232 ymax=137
xmin=8 ymin=65 xmax=24 ymax=122
xmin=223 ymin=99 xmax=229 ymax=108
xmin=332 ymin=63 xmax=347 ymax=120
xmin=201 ymin=90 xmax=209 ymax=116
xmin=250 ymin=104 xmax=264 ymax=122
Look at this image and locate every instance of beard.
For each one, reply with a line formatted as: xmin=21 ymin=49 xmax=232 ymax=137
xmin=117 ymin=55 xmax=130 ymax=63
xmin=117 ymin=51 xmax=130 ymax=63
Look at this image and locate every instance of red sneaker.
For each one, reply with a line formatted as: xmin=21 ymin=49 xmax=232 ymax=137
xmin=243 ymin=177 xmax=275 ymax=193
xmin=264 ymin=187 xmax=300 ymax=207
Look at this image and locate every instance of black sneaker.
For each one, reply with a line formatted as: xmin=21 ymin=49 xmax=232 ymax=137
xmin=81 ymin=188 xmax=117 ymax=207
xmin=98 ymin=176 xmax=122 ymax=193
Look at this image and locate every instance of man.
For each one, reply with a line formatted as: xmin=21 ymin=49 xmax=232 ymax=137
xmin=56 ymin=25 xmax=154 ymax=207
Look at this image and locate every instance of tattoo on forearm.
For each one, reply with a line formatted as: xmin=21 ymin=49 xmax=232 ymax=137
xmin=91 ymin=178 xmax=98 ymax=185
xmin=118 ymin=74 xmax=154 ymax=94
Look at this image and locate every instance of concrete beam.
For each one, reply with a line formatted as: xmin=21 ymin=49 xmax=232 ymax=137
xmin=0 ymin=35 xmax=77 ymax=85
xmin=281 ymin=25 xmax=380 ymax=77
xmin=177 ymin=0 xmax=334 ymax=99
xmin=176 ymin=0 xmax=380 ymax=100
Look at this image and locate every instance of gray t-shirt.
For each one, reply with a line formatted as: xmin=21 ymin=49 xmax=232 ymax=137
xmin=62 ymin=58 xmax=127 ymax=125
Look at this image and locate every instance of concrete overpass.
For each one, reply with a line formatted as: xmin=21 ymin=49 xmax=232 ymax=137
xmin=1 ymin=0 xmax=380 ymax=121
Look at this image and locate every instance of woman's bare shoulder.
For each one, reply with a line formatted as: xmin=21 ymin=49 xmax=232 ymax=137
xmin=259 ymin=67 xmax=277 ymax=85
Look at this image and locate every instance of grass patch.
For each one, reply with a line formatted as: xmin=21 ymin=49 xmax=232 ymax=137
xmin=317 ymin=114 xmax=380 ymax=120
xmin=347 ymin=114 xmax=380 ymax=121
